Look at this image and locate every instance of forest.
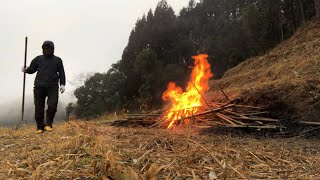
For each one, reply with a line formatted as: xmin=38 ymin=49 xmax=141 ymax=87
xmin=67 ymin=0 xmax=319 ymax=119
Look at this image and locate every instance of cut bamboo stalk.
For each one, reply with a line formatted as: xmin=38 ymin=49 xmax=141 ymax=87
xmin=216 ymin=113 xmax=237 ymax=125
xmin=216 ymin=113 xmax=248 ymax=125
xmin=128 ymin=114 xmax=162 ymax=117
xmin=162 ymin=104 xmax=235 ymax=127
xmin=242 ymin=111 xmax=269 ymax=116
xmin=222 ymin=109 xmax=247 ymax=118
xmin=219 ymin=113 xmax=247 ymax=125
xmin=150 ymin=119 xmax=168 ymax=128
xmin=232 ymin=104 xmax=263 ymax=109
xmin=195 ymin=104 xmax=235 ymax=116
xmin=224 ymin=125 xmax=280 ymax=129
xmin=299 ymin=121 xmax=320 ymax=126
xmin=230 ymin=116 xmax=279 ymax=122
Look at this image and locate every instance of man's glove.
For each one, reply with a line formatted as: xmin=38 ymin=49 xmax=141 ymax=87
xmin=21 ymin=66 xmax=28 ymax=73
xmin=60 ymin=85 xmax=65 ymax=93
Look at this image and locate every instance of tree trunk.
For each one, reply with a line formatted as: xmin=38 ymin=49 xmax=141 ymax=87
xmin=315 ymin=0 xmax=320 ymax=18
xmin=272 ymin=1 xmax=282 ymax=42
xmin=265 ymin=1 xmax=282 ymax=42
xmin=290 ymin=1 xmax=297 ymax=31
xmin=297 ymin=0 xmax=305 ymax=23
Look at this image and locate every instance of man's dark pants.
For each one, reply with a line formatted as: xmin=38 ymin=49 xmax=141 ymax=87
xmin=34 ymin=87 xmax=59 ymax=130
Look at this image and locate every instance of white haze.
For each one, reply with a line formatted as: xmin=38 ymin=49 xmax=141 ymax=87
xmin=0 ymin=0 xmax=198 ymax=125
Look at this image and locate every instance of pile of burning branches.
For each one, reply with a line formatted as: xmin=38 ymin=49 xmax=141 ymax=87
xmin=112 ymin=54 xmax=281 ymax=130
xmin=114 ymin=100 xmax=280 ymax=130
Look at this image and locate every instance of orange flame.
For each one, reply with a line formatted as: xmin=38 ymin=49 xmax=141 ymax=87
xmin=162 ymin=54 xmax=213 ymax=128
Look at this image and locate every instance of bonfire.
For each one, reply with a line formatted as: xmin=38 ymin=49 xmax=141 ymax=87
xmin=162 ymin=54 xmax=213 ymax=128
xmin=113 ymin=54 xmax=281 ymax=130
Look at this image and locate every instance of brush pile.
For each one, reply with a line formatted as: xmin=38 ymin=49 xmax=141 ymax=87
xmin=111 ymin=100 xmax=282 ymax=130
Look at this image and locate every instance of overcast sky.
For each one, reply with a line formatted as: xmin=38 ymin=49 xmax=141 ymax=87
xmin=0 ymin=0 xmax=197 ymax=107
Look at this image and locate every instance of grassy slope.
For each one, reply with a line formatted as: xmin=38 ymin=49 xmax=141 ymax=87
xmin=1 ymin=121 xmax=320 ymax=179
xmin=211 ymin=20 xmax=320 ymax=122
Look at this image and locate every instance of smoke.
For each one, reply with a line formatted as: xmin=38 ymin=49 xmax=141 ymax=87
xmin=0 ymin=94 xmax=67 ymax=126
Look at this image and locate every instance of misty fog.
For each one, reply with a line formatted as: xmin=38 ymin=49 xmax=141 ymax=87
xmin=0 ymin=94 xmax=68 ymax=126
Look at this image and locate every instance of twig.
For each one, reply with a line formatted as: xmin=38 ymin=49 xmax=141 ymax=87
xmin=163 ymin=158 xmax=176 ymax=171
xmin=227 ymin=164 xmax=246 ymax=179
xmin=215 ymin=83 xmax=239 ymax=112
xmin=216 ymin=83 xmax=231 ymax=102
xmin=188 ymin=139 xmax=223 ymax=168
xmin=295 ymin=127 xmax=320 ymax=138
xmin=133 ymin=149 xmax=153 ymax=164
xmin=247 ymin=150 xmax=264 ymax=163
xmin=140 ymin=159 xmax=150 ymax=171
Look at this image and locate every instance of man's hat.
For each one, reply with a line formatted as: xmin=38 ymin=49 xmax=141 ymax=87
xmin=42 ymin=41 xmax=54 ymax=49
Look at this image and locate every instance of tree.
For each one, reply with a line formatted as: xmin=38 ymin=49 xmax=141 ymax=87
xmin=297 ymin=0 xmax=306 ymax=23
xmin=134 ymin=48 xmax=163 ymax=105
xmin=69 ymin=0 xmax=318 ymax=119
xmin=73 ymin=73 xmax=107 ymax=118
xmin=151 ymin=0 xmax=179 ymax=63
xmin=66 ymin=103 xmax=76 ymax=119
xmin=316 ymin=0 xmax=320 ymax=18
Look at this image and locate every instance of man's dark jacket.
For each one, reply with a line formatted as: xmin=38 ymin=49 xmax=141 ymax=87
xmin=25 ymin=55 xmax=66 ymax=87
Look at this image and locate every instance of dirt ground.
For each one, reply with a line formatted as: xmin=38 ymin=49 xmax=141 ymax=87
xmin=1 ymin=120 xmax=319 ymax=179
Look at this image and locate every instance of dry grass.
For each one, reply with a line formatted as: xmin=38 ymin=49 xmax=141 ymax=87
xmin=1 ymin=120 xmax=320 ymax=179
xmin=209 ymin=20 xmax=320 ymax=122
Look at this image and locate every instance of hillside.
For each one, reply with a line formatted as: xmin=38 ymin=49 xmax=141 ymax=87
xmin=1 ymin=121 xmax=320 ymax=179
xmin=212 ymin=20 xmax=320 ymax=123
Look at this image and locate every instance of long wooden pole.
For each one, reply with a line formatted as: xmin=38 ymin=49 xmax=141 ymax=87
xmin=21 ymin=37 xmax=28 ymax=124
xmin=190 ymin=81 xmax=212 ymax=110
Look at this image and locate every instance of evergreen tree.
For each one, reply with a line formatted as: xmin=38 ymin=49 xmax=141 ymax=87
xmin=70 ymin=0 xmax=318 ymax=119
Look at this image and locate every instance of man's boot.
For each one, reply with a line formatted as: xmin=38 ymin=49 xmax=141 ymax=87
xmin=44 ymin=125 xmax=53 ymax=131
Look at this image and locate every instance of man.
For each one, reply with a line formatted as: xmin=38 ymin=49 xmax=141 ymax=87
xmin=22 ymin=41 xmax=66 ymax=133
